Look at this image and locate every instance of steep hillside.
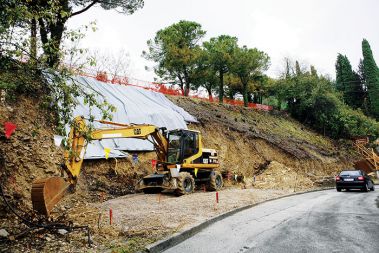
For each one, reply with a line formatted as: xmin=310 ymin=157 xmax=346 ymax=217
xmin=169 ymin=96 xmax=357 ymax=189
xmin=0 ymin=93 xmax=359 ymax=252
xmin=0 ymin=94 xmax=357 ymax=207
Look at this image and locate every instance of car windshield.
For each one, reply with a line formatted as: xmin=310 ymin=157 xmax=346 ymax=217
xmin=340 ymin=171 xmax=361 ymax=176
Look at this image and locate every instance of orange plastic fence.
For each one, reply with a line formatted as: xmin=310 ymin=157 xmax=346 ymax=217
xmin=77 ymin=70 xmax=272 ymax=111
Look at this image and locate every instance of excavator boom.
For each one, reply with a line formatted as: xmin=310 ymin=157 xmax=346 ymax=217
xmin=31 ymin=116 xmax=168 ymax=216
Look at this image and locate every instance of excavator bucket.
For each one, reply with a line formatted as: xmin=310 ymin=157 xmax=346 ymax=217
xmin=31 ymin=177 xmax=71 ymax=216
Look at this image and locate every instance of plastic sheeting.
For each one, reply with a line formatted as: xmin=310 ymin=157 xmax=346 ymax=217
xmin=64 ymin=76 xmax=197 ymax=159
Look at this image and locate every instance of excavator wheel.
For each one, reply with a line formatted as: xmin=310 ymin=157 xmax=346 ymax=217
xmin=207 ymin=171 xmax=223 ymax=191
xmin=31 ymin=177 xmax=71 ymax=216
xmin=175 ymin=172 xmax=195 ymax=196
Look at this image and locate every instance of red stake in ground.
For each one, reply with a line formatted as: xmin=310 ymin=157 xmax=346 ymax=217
xmin=4 ymin=122 xmax=17 ymax=139
xmin=151 ymin=159 xmax=157 ymax=171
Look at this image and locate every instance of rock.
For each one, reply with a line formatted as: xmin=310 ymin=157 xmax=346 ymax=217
xmin=23 ymin=136 xmax=31 ymax=141
xmin=44 ymin=168 xmax=55 ymax=174
xmin=0 ymin=229 xmax=9 ymax=237
xmin=58 ymin=229 xmax=68 ymax=235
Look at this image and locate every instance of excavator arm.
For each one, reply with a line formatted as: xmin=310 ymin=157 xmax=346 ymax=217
xmin=31 ymin=116 xmax=168 ymax=216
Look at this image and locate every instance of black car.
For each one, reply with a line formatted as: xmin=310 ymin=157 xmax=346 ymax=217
xmin=335 ymin=170 xmax=375 ymax=192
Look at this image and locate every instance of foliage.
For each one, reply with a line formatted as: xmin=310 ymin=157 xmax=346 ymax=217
xmin=0 ymin=0 xmax=144 ymax=149
xmin=362 ymin=39 xmax=379 ymax=118
xmin=143 ymin=20 xmax=205 ymax=96
xmin=191 ymin=48 xmax=218 ymax=99
xmin=203 ymin=35 xmax=238 ymax=103
xmin=0 ymin=21 xmax=117 ymax=143
xmin=231 ymin=46 xmax=270 ymax=106
xmin=272 ymin=60 xmax=379 ymax=138
xmin=335 ymin=53 xmax=365 ymax=109
xmin=1 ymin=0 xmax=143 ymax=67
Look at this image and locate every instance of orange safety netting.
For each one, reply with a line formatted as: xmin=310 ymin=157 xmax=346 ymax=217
xmin=77 ymin=70 xmax=272 ymax=111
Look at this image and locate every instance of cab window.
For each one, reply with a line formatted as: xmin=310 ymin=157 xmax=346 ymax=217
xmin=183 ymin=132 xmax=198 ymax=158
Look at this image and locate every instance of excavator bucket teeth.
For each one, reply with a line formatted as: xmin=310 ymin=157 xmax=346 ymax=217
xmin=31 ymin=177 xmax=71 ymax=216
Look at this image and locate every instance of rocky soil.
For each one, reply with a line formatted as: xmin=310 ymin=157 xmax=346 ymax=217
xmin=0 ymin=93 xmax=360 ymax=252
xmin=169 ymin=96 xmax=358 ymax=188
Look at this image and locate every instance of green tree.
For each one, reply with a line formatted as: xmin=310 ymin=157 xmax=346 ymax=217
xmin=310 ymin=65 xmax=318 ymax=77
xmin=2 ymin=0 xmax=144 ymax=67
xmin=272 ymin=61 xmax=379 ymax=138
xmin=335 ymin=54 xmax=364 ymax=108
xmin=192 ymin=48 xmax=218 ymax=100
xmin=362 ymin=39 xmax=379 ymax=118
xmin=143 ymin=20 xmax=205 ymax=96
xmin=295 ymin=60 xmax=302 ymax=76
xmin=231 ymin=46 xmax=270 ymax=107
xmin=203 ymin=35 xmax=238 ymax=104
xmin=224 ymin=73 xmax=241 ymax=100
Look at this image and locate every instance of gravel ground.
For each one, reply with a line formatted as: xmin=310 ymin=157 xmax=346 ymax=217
xmin=105 ymin=187 xmax=293 ymax=233
xmin=2 ymin=185 xmax=320 ymax=252
xmin=90 ymin=187 xmax=296 ymax=252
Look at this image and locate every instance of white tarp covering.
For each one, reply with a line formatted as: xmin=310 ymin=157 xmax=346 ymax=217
xmin=63 ymin=76 xmax=197 ymax=159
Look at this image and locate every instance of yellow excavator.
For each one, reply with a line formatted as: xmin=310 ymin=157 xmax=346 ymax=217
xmin=31 ymin=116 xmax=222 ymax=216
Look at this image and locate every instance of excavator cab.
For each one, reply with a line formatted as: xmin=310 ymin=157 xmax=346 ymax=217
xmin=167 ymin=130 xmax=200 ymax=164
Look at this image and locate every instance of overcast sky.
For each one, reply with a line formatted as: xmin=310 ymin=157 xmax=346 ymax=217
xmin=67 ymin=0 xmax=379 ymax=81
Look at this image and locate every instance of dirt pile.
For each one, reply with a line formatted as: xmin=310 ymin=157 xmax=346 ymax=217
xmin=253 ymin=161 xmax=314 ymax=190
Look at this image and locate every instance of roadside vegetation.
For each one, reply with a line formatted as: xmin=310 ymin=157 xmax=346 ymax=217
xmin=143 ymin=20 xmax=379 ymax=139
xmin=1 ymin=1 xmax=379 ymax=140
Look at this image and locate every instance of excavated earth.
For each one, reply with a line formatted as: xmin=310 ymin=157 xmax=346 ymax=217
xmin=0 ymin=94 xmax=359 ymax=252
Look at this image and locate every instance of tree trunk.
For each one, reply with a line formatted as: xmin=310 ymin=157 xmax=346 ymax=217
xmin=30 ymin=18 xmax=37 ymax=64
xmin=46 ymin=20 xmax=65 ymax=68
xmin=183 ymin=68 xmax=190 ymax=96
xmin=219 ymin=71 xmax=224 ymax=104
xmin=207 ymin=88 xmax=213 ymax=102
xmin=177 ymin=74 xmax=185 ymax=96
xmin=243 ymin=82 xmax=248 ymax=107
xmin=38 ymin=0 xmax=68 ymax=68
xmin=253 ymin=92 xmax=258 ymax=103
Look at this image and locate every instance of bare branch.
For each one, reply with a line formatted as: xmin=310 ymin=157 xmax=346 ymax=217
xmin=71 ymin=0 xmax=99 ymax=17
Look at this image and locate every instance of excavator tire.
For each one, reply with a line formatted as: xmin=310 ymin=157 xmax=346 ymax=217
xmin=175 ymin=172 xmax=195 ymax=196
xmin=207 ymin=171 xmax=223 ymax=191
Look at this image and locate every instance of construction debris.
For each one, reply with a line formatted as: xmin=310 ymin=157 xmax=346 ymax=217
xmin=0 ymin=229 xmax=9 ymax=238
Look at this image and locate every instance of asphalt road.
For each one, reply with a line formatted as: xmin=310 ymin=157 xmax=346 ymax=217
xmin=163 ymin=189 xmax=379 ymax=253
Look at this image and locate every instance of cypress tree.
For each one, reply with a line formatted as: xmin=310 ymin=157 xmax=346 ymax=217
xmin=362 ymin=39 xmax=379 ymax=118
xmin=295 ymin=61 xmax=302 ymax=76
xmin=335 ymin=54 xmax=364 ymax=108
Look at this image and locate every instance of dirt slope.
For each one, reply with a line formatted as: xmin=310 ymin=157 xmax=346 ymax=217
xmin=169 ymin=96 xmax=357 ymax=189
xmin=0 ymin=94 xmax=359 ymax=252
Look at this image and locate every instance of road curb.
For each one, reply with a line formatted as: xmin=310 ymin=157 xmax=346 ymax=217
xmin=145 ymin=187 xmax=333 ymax=253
